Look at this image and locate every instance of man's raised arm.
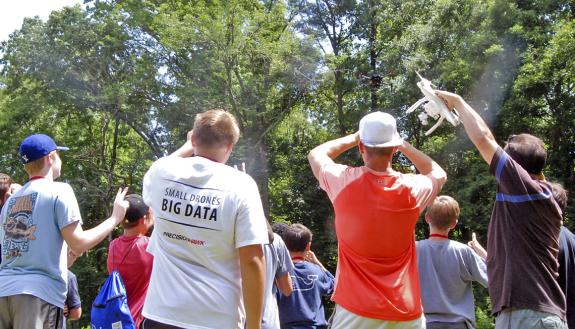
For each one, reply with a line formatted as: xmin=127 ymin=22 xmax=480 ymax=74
xmin=435 ymin=90 xmax=499 ymax=165
xmin=308 ymin=133 xmax=359 ymax=180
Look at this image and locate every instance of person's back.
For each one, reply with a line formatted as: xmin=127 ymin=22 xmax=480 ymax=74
xmin=107 ymin=194 xmax=153 ymax=329
xmin=308 ymin=112 xmax=446 ymax=328
xmin=276 ymin=224 xmax=334 ymax=329
xmin=416 ymin=196 xmax=487 ymax=329
xmin=141 ymin=110 xmax=268 ymax=329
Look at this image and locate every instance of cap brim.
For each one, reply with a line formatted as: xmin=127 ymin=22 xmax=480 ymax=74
xmin=361 ymin=137 xmax=403 ymax=148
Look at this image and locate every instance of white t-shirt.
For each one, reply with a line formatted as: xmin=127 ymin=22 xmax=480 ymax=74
xmin=0 ymin=178 xmax=82 ymax=308
xmin=142 ymin=156 xmax=268 ymax=329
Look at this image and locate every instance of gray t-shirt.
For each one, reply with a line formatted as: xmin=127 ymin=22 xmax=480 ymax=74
xmin=262 ymin=233 xmax=294 ymax=329
xmin=416 ymin=239 xmax=488 ymax=327
xmin=0 ymin=179 xmax=82 ymax=308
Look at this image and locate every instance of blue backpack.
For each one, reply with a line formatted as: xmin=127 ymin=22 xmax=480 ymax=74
xmin=91 ymin=244 xmax=136 ymax=329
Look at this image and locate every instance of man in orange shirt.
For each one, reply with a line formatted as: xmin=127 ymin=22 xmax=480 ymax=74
xmin=308 ymin=112 xmax=446 ymax=328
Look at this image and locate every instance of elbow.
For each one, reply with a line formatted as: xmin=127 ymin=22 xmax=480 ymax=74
xmin=282 ymin=288 xmax=293 ymax=297
xmin=68 ymin=307 xmax=82 ymax=320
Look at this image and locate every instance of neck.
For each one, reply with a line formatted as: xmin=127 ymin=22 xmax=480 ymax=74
xmin=123 ymin=227 xmax=145 ymax=237
xmin=429 ymin=227 xmax=450 ymax=239
xmin=194 ymin=148 xmax=228 ymax=164
xmin=364 ymin=157 xmax=394 ymax=173
xmin=28 ymin=169 xmax=53 ymax=182
xmin=289 ymin=251 xmax=306 ymax=261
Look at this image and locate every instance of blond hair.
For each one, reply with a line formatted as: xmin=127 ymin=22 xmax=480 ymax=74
xmin=192 ymin=109 xmax=240 ymax=149
xmin=426 ymin=195 xmax=460 ymax=230
xmin=24 ymin=156 xmax=47 ymax=175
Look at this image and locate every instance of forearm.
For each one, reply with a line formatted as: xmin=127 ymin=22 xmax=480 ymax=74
xmin=456 ymin=100 xmax=496 ymax=147
xmin=454 ymin=99 xmax=499 ymax=164
xmin=276 ymin=274 xmax=293 ymax=296
xmin=239 ymin=245 xmax=265 ymax=329
xmin=399 ymin=142 xmax=446 ymax=181
xmin=308 ymin=133 xmax=358 ymax=179
xmin=63 ymin=216 xmax=120 ymax=254
xmin=170 ymin=142 xmax=194 ymax=157
xmin=170 ymin=130 xmax=194 ymax=157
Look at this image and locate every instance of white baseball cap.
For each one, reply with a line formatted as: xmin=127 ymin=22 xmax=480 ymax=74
xmin=359 ymin=112 xmax=403 ymax=147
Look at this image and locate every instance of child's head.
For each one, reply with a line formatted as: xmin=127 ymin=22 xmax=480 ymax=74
xmin=425 ymin=195 xmax=460 ymax=231
xmin=283 ymin=223 xmax=312 ymax=253
xmin=549 ymin=181 xmax=567 ymax=212
xmin=123 ymin=194 xmax=152 ymax=232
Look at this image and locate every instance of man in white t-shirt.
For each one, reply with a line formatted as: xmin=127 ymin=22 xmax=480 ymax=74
xmin=141 ymin=109 xmax=268 ymax=329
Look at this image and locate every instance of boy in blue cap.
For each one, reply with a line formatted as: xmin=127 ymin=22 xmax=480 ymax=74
xmin=0 ymin=133 xmax=129 ymax=329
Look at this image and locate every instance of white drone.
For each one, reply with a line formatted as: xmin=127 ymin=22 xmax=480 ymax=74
xmin=406 ymin=72 xmax=460 ymax=135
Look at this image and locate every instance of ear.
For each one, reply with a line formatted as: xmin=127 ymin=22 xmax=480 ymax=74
xmin=424 ymin=213 xmax=431 ymax=224
xmin=358 ymin=141 xmax=366 ymax=154
xmin=225 ymin=142 xmax=234 ymax=155
xmin=305 ymin=242 xmax=311 ymax=252
xmin=450 ymin=219 xmax=458 ymax=229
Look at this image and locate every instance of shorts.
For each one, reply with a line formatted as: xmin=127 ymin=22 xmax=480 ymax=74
xmin=331 ymin=304 xmax=426 ymax=329
xmin=495 ymin=308 xmax=567 ymax=329
xmin=0 ymin=294 xmax=63 ymax=329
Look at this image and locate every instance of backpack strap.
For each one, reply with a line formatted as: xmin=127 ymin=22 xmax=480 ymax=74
xmin=112 ymin=237 xmax=138 ymax=272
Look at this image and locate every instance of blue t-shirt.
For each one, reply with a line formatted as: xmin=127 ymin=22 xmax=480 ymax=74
xmin=64 ymin=270 xmax=81 ymax=329
xmin=277 ymin=261 xmax=334 ymax=329
xmin=0 ymin=178 xmax=82 ymax=308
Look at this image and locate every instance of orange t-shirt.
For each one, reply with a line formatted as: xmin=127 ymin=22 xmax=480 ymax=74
xmin=319 ymin=164 xmax=442 ymax=321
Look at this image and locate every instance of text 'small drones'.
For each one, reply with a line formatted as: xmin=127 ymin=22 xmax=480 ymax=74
xmin=407 ymin=73 xmax=460 ymax=135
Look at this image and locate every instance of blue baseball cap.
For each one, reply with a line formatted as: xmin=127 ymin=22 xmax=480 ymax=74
xmin=19 ymin=134 xmax=69 ymax=164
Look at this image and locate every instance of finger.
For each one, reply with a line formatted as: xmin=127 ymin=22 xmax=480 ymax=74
xmin=241 ymin=162 xmax=246 ymax=172
xmin=472 ymin=232 xmax=477 ymax=241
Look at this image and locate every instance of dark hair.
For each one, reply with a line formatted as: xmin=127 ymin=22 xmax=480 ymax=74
xmin=504 ymin=134 xmax=547 ymax=175
xmin=363 ymin=145 xmax=395 ymax=157
xmin=549 ymin=181 xmax=567 ymax=212
xmin=123 ymin=194 xmax=149 ymax=228
xmin=272 ymin=222 xmax=289 ymax=239
xmin=0 ymin=173 xmax=13 ymax=210
xmin=283 ymin=223 xmax=312 ymax=252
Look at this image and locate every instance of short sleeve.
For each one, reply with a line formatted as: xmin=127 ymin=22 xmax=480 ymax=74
xmin=234 ymin=176 xmax=268 ymax=248
xmin=407 ymin=173 xmax=442 ymax=210
xmin=143 ymin=159 xmax=161 ymax=207
xmin=488 ymin=147 xmax=553 ymax=201
xmin=274 ymin=235 xmax=294 ymax=278
xmin=319 ymin=163 xmax=362 ymax=201
xmin=462 ymin=248 xmax=488 ymax=288
xmin=55 ymin=184 xmax=82 ymax=230
xmin=320 ymin=268 xmax=335 ymax=295
xmin=66 ymin=271 xmax=81 ymax=309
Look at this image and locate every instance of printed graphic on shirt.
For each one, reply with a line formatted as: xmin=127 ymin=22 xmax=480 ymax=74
xmin=292 ymin=274 xmax=319 ymax=292
xmin=160 ymin=179 xmax=226 ymax=231
xmin=2 ymin=193 xmax=38 ymax=261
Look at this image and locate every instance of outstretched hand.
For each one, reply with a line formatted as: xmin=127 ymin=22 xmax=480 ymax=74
xmin=111 ymin=187 xmax=129 ymax=224
xmin=467 ymin=232 xmax=488 ymax=259
xmin=435 ymin=90 xmax=463 ymax=110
